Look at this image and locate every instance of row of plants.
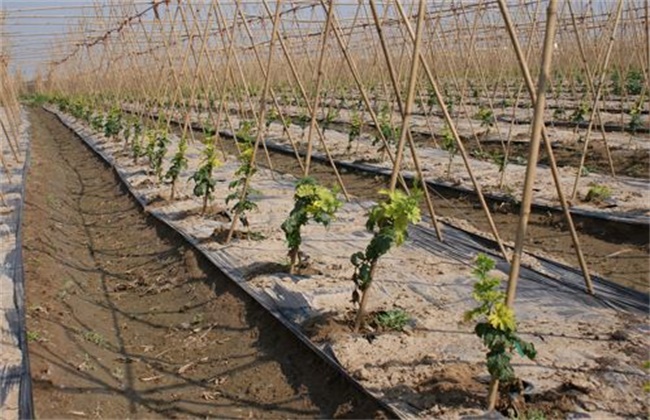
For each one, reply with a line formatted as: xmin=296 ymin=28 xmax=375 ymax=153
xmin=150 ymin=68 xmax=646 ymax=119
xmin=44 ymin=93 xmax=539 ymax=412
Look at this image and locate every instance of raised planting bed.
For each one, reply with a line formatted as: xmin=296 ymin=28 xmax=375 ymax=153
xmin=129 ymin=104 xmax=650 ymax=231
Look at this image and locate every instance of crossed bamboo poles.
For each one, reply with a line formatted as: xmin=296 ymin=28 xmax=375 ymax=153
xmin=35 ymin=0 xmax=649 ymax=297
xmin=6 ymin=0 xmax=649 ymax=411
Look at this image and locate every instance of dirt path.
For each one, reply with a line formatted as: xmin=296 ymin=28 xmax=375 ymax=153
xmin=22 ymin=107 xmax=388 ymax=419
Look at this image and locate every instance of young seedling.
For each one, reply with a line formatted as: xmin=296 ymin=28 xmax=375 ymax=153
xmin=477 ymin=106 xmax=495 ymax=136
xmin=266 ymin=107 xmax=279 ymax=135
xmin=191 ymin=137 xmax=221 ymax=215
xmin=226 ymin=137 xmax=258 ymax=238
xmin=464 ymin=253 xmax=536 ymax=408
xmin=91 ymin=113 xmax=105 ymax=132
xmin=373 ymin=106 xmax=398 ymax=162
xmin=131 ymin=127 xmax=145 ymax=164
xmin=164 ymin=136 xmax=188 ymax=200
xmin=610 ymin=69 xmax=623 ymax=96
xmin=625 ymin=69 xmax=644 ymax=95
xmin=237 ymin=119 xmax=256 ymax=144
xmin=351 ymin=188 xmax=422 ymax=332
xmin=374 ymin=309 xmax=410 ymax=332
xmin=491 ymin=152 xmax=507 ymax=173
xmin=296 ymin=109 xmax=311 ymax=140
xmin=440 ymin=125 xmax=458 ymax=179
xmin=571 ymin=102 xmax=589 ymax=123
xmin=347 ymin=110 xmax=363 ymax=155
xmin=103 ymin=107 xmax=123 ymax=141
xmin=628 ymin=106 xmax=642 ymax=133
xmin=584 ymin=183 xmax=612 ymax=203
xmin=144 ymin=129 xmax=170 ymax=182
xmin=426 ymin=88 xmax=438 ymax=110
xmin=322 ymin=107 xmax=338 ymax=134
xmin=281 ymin=177 xmax=342 ymax=274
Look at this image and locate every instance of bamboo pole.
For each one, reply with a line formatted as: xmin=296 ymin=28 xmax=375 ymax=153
xmin=237 ymin=3 xmax=306 ymax=172
xmin=488 ymin=0 xmax=559 ymax=411
xmin=571 ymin=0 xmax=624 ymax=200
xmin=369 ymin=0 xmax=443 ymax=242
xmin=567 ymin=0 xmax=617 ymax=178
xmin=320 ymin=2 xmax=411 ymax=194
xmin=497 ymin=0 xmax=594 ymax=295
xmin=304 ymin=0 xmax=335 ymax=176
xmin=394 ymin=0 xmax=509 ymax=260
xmin=226 ymin=0 xmax=281 ymax=244
xmin=388 ymin=0 xmax=424 ymax=192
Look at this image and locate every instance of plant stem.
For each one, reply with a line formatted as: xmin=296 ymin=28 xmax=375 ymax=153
xmin=201 ymin=193 xmax=208 ymax=216
xmin=487 ymin=378 xmax=499 ymax=411
xmin=353 ymin=260 xmax=377 ymax=332
xmin=288 ymin=247 xmax=298 ymax=274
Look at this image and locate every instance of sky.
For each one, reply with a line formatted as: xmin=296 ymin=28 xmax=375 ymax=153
xmin=1 ymin=1 xmax=122 ymax=78
xmin=0 ymin=0 xmax=370 ymax=79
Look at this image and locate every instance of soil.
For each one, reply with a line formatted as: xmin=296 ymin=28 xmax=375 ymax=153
xmin=22 ymin=107 xmax=390 ymax=419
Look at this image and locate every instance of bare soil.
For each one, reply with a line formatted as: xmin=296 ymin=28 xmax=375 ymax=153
xmin=22 ymin=107 xmax=389 ymax=418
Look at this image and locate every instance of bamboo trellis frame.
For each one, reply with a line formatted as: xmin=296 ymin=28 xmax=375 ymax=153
xmin=3 ymin=0 xmax=649 ymax=408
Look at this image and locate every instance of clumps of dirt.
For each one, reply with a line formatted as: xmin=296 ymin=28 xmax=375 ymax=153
xmin=516 ymin=382 xmax=584 ymax=419
xmin=383 ymin=364 xmax=486 ymax=417
xmin=165 ymin=203 xmax=231 ymax=221
xmin=243 ymin=261 xmax=288 ymax=281
xmin=302 ymin=312 xmax=351 ymax=344
xmin=206 ymin=226 xmax=265 ymax=243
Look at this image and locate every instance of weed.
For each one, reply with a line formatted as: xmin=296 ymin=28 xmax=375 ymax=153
xmin=83 ymin=330 xmax=106 ymax=346
xmin=552 ymin=107 xmax=566 ymax=121
xmin=375 ymin=309 xmax=410 ymax=331
xmin=27 ymin=330 xmax=43 ymax=342
xmin=584 ymin=183 xmax=611 ymax=203
xmin=521 ymin=409 xmax=547 ymax=420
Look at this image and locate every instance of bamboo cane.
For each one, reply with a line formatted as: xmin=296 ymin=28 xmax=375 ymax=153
xmin=488 ymin=0 xmax=558 ymax=411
